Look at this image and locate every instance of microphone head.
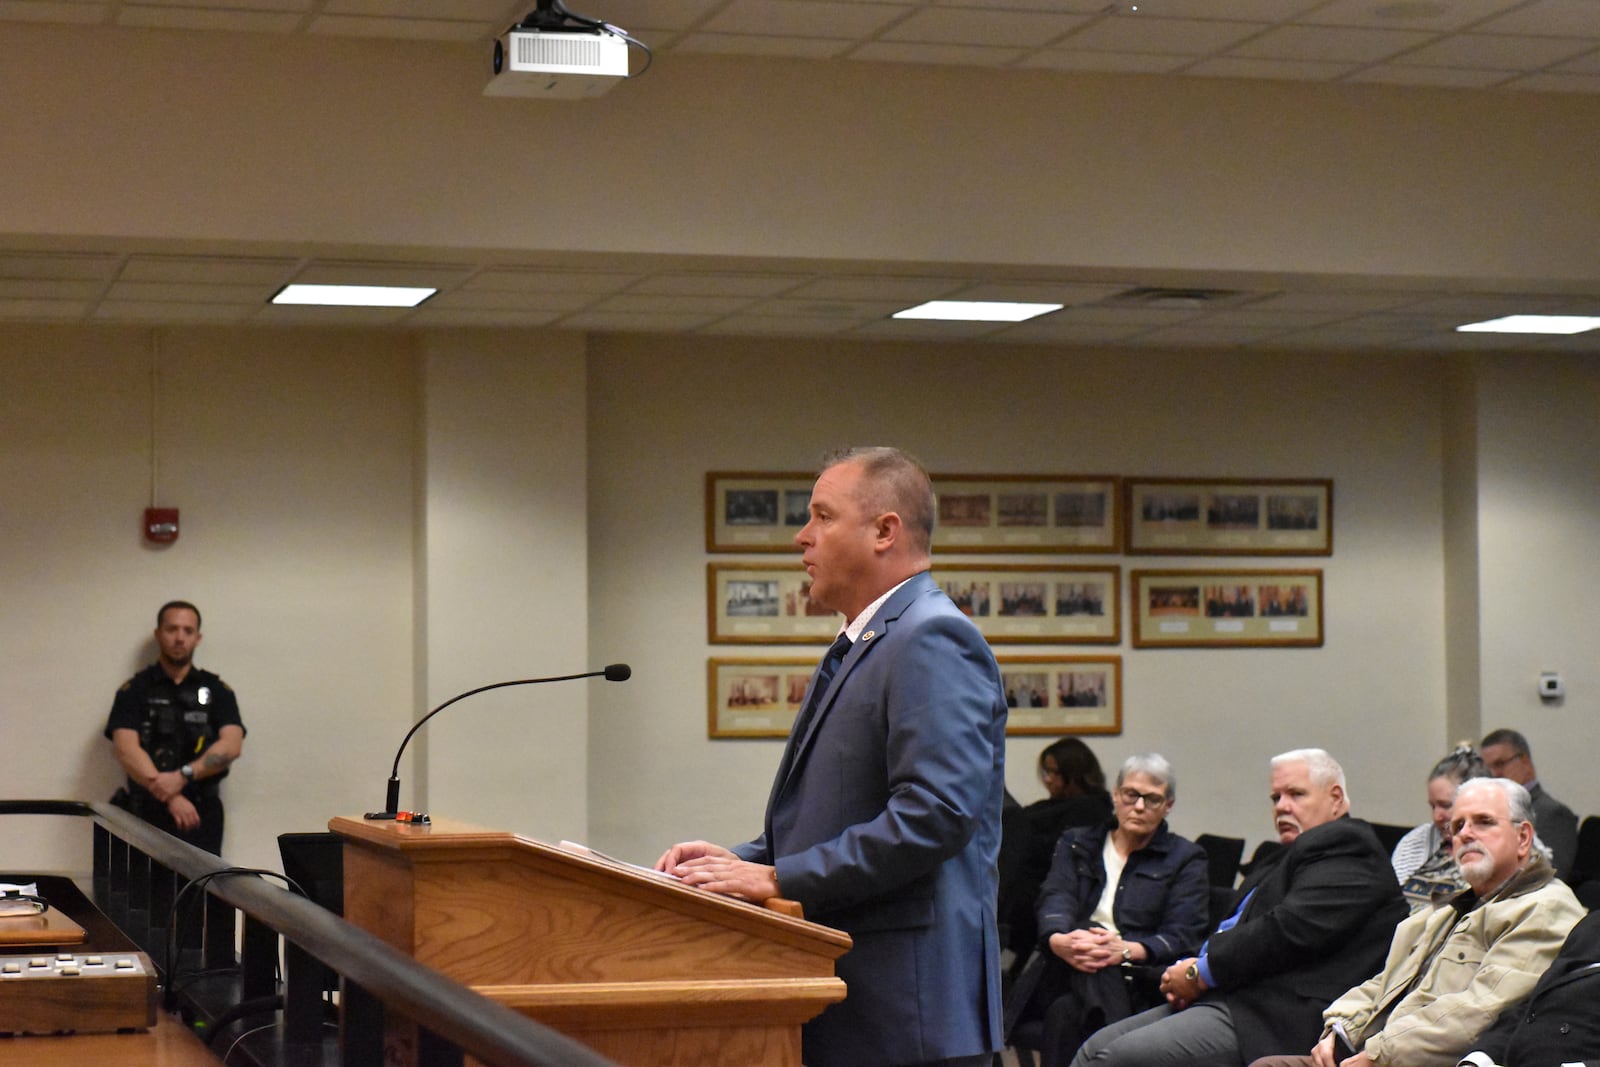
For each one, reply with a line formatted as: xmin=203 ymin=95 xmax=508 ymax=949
xmin=604 ymin=663 xmax=632 ymax=682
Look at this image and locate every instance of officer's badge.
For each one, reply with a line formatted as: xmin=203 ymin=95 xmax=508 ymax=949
xmin=197 ymin=686 xmax=211 ymax=705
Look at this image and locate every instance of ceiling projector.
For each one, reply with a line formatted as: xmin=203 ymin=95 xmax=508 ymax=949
xmin=487 ymin=28 xmax=630 ymax=99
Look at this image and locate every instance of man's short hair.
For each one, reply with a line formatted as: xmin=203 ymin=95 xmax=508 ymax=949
xmin=1480 ymin=728 xmax=1531 ymax=758
xmin=1271 ymin=747 xmax=1348 ymax=799
xmin=1456 ymin=776 xmax=1534 ymax=827
xmin=821 ymin=446 xmax=935 ymax=555
xmin=1118 ymin=752 xmax=1177 ymax=802
xmin=157 ymin=600 xmax=202 ymax=630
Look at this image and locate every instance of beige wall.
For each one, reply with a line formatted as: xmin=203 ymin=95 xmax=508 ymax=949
xmin=416 ymin=329 xmax=591 ymax=840
xmin=0 ymin=325 xmax=416 ymax=875
xmin=1473 ymin=353 xmax=1600 ymax=810
xmin=2 ymin=324 xmax=1596 ymax=877
xmin=585 ymin=334 xmax=1451 ymax=860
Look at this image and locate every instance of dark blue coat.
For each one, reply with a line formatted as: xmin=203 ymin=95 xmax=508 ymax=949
xmin=733 ymin=572 xmax=1008 ymax=1067
xmin=1034 ymin=818 xmax=1209 ymax=965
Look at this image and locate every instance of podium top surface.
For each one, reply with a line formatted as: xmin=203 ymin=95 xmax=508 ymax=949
xmin=328 ymin=815 xmax=851 ymax=955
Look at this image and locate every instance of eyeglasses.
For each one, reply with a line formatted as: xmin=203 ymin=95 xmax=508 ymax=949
xmin=1116 ymin=788 xmax=1168 ymax=809
xmin=1448 ymin=813 xmax=1521 ymax=837
xmin=1484 ymin=752 xmax=1525 ymax=775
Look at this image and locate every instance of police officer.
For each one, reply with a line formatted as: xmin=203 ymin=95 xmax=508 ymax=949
xmin=105 ymin=600 xmax=245 ymax=854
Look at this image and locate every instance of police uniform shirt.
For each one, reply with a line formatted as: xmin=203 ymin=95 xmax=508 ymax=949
xmin=104 ymin=663 xmax=246 ymax=797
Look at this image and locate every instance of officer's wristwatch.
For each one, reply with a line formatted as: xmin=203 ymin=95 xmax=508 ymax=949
xmin=179 ymin=764 xmax=195 ymax=781
xmin=1184 ymin=962 xmax=1200 ymax=983
xmin=1121 ymin=946 xmax=1134 ymax=962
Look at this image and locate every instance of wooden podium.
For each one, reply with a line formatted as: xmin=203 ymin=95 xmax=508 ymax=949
xmin=330 ymin=816 xmax=851 ymax=1066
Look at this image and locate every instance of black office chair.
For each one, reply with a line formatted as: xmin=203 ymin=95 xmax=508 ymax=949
xmin=196 ymin=833 xmax=346 ymax=1051
xmin=1568 ymin=816 xmax=1600 ymax=909
xmin=1194 ymin=833 xmax=1246 ymax=932
xmin=1367 ymin=821 xmax=1411 ymax=857
xmin=278 ymin=831 xmax=345 ymax=917
xmin=1193 ymin=833 xmax=1244 ymax=888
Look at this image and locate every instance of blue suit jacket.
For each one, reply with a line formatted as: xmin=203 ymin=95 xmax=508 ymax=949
xmin=733 ymin=571 xmax=1008 ymax=1067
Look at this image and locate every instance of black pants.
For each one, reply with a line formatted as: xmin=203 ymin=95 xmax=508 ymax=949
xmin=124 ymin=789 xmax=226 ymax=855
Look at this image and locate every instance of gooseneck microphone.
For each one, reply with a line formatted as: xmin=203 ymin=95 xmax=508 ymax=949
xmin=370 ymin=663 xmax=631 ymax=818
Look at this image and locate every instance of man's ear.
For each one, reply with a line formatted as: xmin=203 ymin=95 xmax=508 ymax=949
xmin=873 ymin=511 xmax=902 ymax=552
xmin=1329 ymin=783 xmax=1347 ymax=815
xmin=1517 ymin=818 xmax=1535 ymax=858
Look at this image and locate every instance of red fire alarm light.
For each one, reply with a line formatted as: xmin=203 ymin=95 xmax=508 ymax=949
xmin=144 ymin=507 xmax=180 ymax=545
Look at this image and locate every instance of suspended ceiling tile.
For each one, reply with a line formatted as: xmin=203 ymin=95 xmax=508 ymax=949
xmin=1186 ymin=55 xmax=1355 ymax=80
xmin=881 ymin=8 xmax=1091 ymax=48
xmin=627 ymin=272 xmax=811 ymax=297
xmin=781 ymin=275 xmax=967 ymax=301
xmin=1399 ymin=32 xmax=1594 ymax=70
xmin=559 ymin=309 xmax=723 ymax=331
xmin=1229 ymin=24 xmax=1435 ymax=63
xmin=848 ymin=41 xmax=1028 ymax=65
xmin=120 ymin=255 xmax=299 ymax=285
xmin=463 ymin=269 xmax=640 ymax=294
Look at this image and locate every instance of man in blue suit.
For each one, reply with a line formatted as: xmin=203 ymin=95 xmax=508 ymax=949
xmin=658 ymin=447 xmax=1009 ymax=1067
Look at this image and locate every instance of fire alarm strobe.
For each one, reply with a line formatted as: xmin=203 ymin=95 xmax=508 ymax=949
xmin=144 ymin=507 xmax=179 ymax=545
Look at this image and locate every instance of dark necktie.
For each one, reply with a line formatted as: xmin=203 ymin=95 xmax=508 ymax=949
xmin=791 ymin=632 xmax=853 ymax=740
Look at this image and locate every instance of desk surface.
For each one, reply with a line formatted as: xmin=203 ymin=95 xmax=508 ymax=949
xmin=0 ymin=1012 xmax=217 ymax=1066
xmin=0 ymin=874 xmax=215 ymax=1064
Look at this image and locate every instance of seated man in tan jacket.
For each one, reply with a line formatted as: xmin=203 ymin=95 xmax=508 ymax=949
xmin=1250 ymin=777 xmax=1583 ymax=1067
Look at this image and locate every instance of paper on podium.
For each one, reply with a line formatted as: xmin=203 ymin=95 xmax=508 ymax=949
xmin=558 ymin=840 xmax=682 ymax=882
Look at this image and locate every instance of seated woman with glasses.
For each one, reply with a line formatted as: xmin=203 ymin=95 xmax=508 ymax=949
xmin=998 ymin=738 xmax=1115 ymax=967
xmin=1006 ymin=753 xmax=1209 ymax=1067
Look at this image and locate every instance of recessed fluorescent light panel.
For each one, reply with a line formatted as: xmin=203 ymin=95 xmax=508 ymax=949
xmin=893 ymin=300 xmax=1062 ymax=323
xmin=271 ymin=284 xmax=437 ymax=308
xmin=1456 ymin=314 xmax=1600 ymax=335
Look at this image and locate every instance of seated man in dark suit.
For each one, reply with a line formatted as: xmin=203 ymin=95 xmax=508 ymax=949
xmin=1479 ymin=728 xmax=1578 ymax=881
xmin=1069 ymin=748 xmax=1407 ymax=1067
xmin=1458 ymin=909 xmax=1600 ymax=1067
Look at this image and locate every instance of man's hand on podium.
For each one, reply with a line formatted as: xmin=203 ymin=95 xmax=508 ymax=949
xmin=656 ymin=840 xmax=780 ymax=903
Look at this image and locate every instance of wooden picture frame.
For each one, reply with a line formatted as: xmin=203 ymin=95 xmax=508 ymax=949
xmin=1124 ymin=478 xmax=1332 ymax=556
xmin=708 ymin=656 xmax=819 ymax=738
xmin=1000 ymin=655 xmax=1122 ymax=736
xmin=706 ymin=471 xmax=815 ymax=553
xmin=708 ymin=562 xmax=836 ymax=644
xmin=932 ymin=474 xmax=1120 ymax=553
xmin=706 ymin=471 xmax=1121 ymax=554
xmin=933 ymin=563 xmax=1121 ymax=644
xmin=1131 ymin=568 xmax=1324 ymax=648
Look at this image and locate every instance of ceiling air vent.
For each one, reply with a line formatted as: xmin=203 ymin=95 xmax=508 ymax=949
xmin=1102 ymin=287 xmax=1250 ymax=309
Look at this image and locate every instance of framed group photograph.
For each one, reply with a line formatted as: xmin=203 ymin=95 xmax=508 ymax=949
xmin=707 ymin=562 xmax=837 ymax=644
xmin=933 ymin=564 xmax=1120 ymax=644
xmin=707 ymin=562 xmax=1124 ymax=645
xmin=932 ymin=475 xmax=1120 ymax=553
xmin=705 ymin=471 xmax=1121 ymax=553
xmin=707 ymin=656 xmax=820 ymax=738
xmin=706 ymin=471 xmax=815 ymax=552
xmin=1131 ymin=569 xmax=1324 ymax=648
xmin=1124 ymin=478 xmax=1332 ymax=556
xmin=999 ymin=655 xmax=1122 ymax=736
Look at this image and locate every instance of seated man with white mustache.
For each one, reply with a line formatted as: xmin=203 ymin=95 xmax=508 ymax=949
xmin=1070 ymin=749 xmax=1407 ymax=1067
xmin=1250 ymin=777 xmax=1584 ymax=1067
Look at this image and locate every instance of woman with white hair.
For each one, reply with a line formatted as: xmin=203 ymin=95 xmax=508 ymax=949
xmin=1006 ymin=753 xmax=1209 ymax=1067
